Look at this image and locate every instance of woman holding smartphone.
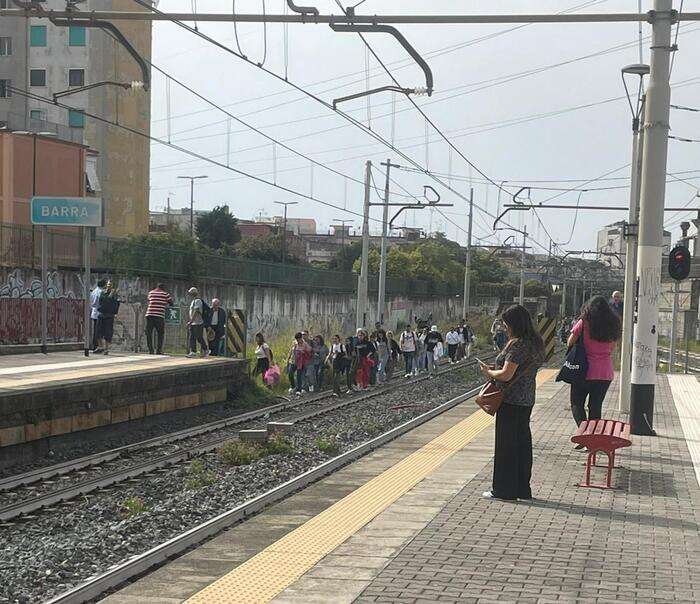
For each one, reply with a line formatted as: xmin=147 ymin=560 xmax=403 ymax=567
xmin=479 ymin=305 xmax=544 ymax=501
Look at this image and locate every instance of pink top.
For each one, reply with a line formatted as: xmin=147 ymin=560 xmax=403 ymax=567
xmin=571 ymin=319 xmax=615 ymax=381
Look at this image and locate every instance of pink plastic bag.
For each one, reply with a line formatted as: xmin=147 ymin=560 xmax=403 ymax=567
xmin=264 ymin=364 xmax=281 ymax=386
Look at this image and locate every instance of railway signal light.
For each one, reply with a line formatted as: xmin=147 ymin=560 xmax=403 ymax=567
xmin=668 ymin=245 xmax=691 ymax=281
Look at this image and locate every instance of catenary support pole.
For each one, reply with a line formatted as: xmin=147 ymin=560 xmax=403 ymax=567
xmin=630 ymin=0 xmax=674 ymax=436
xmin=561 ymin=280 xmax=567 ymax=317
xmin=356 ymin=160 xmax=371 ymax=330
xmin=519 ymin=225 xmax=527 ymax=305
xmin=619 ymin=115 xmax=645 ymax=412
xmin=83 ymin=227 xmax=91 ymax=357
xmin=189 ymin=179 xmax=194 ymax=238
xmin=462 ymin=187 xmax=474 ymax=318
xmin=41 ymin=225 xmax=47 ymax=354
xmin=377 ymin=159 xmax=398 ymax=326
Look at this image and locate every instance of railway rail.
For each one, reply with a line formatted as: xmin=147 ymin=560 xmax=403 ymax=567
xmin=44 ymin=380 xmax=487 ymax=604
xmin=0 ymin=356 xmax=491 ymax=523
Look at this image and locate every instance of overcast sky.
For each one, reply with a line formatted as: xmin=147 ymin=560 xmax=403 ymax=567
xmin=148 ymin=1 xmax=700 ymax=256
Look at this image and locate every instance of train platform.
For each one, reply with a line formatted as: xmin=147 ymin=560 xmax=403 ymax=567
xmin=0 ymin=352 xmax=247 ymax=463
xmin=102 ymin=370 xmax=700 ymax=604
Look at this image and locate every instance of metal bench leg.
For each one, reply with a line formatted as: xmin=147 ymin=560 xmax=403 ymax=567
xmin=583 ymin=451 xmax=594 ymax=487
xmin=606 ymin=451 xmax=614 ymax=488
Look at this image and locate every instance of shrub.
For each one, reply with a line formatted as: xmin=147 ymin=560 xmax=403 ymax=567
xmin=315 ymin=436 xmax=341 ymax=456
xmin=185 ymin=459 xmax=216 ymax=489
xmin=120 ymin=496 xmax=147 ymax=518
xmin=218 ymin=440 xmax=264 ymax=466
xmin=265 ymin=435 xmax=296 ymax=455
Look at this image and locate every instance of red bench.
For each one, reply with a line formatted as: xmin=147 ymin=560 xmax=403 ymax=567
xmin=571 ymin=419 xmax=632 ymax=489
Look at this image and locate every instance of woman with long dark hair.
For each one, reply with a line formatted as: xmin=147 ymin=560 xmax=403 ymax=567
xmin=567 ymin=295 xmax=621 ymax=428
xmin=479 ymin=304 xmax=544 ymax=501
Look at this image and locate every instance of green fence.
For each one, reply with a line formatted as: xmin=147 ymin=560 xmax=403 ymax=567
xmin=0 ymin=222 xmax=475 ymax=297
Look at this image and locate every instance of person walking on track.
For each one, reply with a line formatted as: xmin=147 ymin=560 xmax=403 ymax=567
xmin=353 ymin=329 xmax=373 ymax=390
xmin=145 ymin=283 xmax=173 ymax=355
xmin=479 ymin=304 xmax=544 ymax=501
xmin=424 ymin=325 xmax=444 ymax=376
xmin=445 ymin=326 xmax=461 ymax=364
xmin=399 ymin=324 xmax=417 ymax=377
xmin=567 ymin=296 xmax=621 ymax=432
xmin=326 ymin=334 xmax=348 ymax=396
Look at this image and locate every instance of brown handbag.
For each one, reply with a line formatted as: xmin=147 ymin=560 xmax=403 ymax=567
xmin=475 ymin=349 xmax=533 ymax=416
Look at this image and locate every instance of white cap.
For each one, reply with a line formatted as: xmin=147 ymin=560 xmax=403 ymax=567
xmin=431 ymin=325 xmax=438 ymax=331
xmin=188 ymin=287 xmax=198 ymax=295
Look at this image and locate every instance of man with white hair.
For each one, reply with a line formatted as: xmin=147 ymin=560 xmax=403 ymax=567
xmin=187 ymin=287 xmax=210 ymax=358
xmin=611 ymin=291 xmax=624 ymax=317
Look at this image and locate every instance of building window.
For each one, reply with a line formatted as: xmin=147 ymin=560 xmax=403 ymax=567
xmin=68 ymin=69 xmax=84 ymax=87
xmin=30 ymin=109 xmax=46 ymax=121
xmin=30 ymin=25 xmax=47 ymax=47
xmin=0 ymin=37 xmax=11 ymax=56
xmin=68 ymin=26 xmax=86 ymax=46
xmin=29 ymin=69 xmax=46 ymax=87
xmin=68 ymin=109 xmax=85 ymax=128
xmin=0 ymin=79 xmax=10 ymax=98
xmin=0 ymin=0 xmax=7 ymax=8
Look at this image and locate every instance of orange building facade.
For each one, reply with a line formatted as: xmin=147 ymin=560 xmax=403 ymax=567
xmin=0 ymin=132 xmax=86 ymax=226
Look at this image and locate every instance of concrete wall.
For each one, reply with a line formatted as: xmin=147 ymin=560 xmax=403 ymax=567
xmin=0 ymin=267 xmax=472 ymax=348
xmin=0 ymin=11 xmax=28 ymax=123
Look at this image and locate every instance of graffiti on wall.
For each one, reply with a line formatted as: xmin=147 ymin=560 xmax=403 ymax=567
xmin=0 ymin=269 xmax=76 ymax=300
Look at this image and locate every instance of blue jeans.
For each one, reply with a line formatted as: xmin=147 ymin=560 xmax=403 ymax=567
xmin=403 ymin=351 xmax=415 ymax=374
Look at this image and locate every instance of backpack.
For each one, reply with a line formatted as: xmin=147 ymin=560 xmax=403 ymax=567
xmin=98 ymin=291 xmax=119 ymax=316
xmin=199 ymin=299 xmax=212 ymax=325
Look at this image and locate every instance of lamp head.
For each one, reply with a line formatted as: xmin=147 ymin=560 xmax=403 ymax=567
xmin=621 ymin=63 xmax=650 ymax=77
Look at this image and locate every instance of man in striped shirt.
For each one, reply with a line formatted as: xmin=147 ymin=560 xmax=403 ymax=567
xmin=145 ymin=283 xmax=173 ymax=354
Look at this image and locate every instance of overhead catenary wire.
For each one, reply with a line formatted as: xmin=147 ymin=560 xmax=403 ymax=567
xmin=8 ymin=85 xmax=386 ymax=227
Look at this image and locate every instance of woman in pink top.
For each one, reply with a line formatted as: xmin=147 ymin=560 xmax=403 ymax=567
xmin=566 ymin=296 xmax=621 ymax=427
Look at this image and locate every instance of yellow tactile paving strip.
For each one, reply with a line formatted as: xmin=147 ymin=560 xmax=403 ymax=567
xmin=186 ymin=369 xmax=557 ymax=604
xmin=0 ymin=357 xmax=228 ymax=391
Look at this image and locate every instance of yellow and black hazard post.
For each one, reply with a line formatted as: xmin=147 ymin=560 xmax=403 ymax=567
xmin=537 ymin=315 xmax=557 ymax=361
xmin=226 ymin=309 xmax=247 ymax=358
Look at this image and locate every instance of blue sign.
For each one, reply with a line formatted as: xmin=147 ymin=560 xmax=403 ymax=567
xmin=31 ymin=197 xmax=103 ymax=227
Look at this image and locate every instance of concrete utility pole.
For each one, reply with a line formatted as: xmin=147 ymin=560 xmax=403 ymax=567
xmin=377 ymin=159 xmax=399 ymax=325
xmin=356 ymin=161 xmax=372 ymax=330
xmin=177 ymin=174 xmax=208 ymax=238
xmin=630 ymin=0 xmax=674 ymax=436
xmin=519 ymin=225 xmax=527 ymax=305
xmin=274 ymin=201 xmax=298 ymax=265
xmin=462 ymin=187 xmax=474 ymax=318
xmin=619 ymin=104 xmax=646 ymax=412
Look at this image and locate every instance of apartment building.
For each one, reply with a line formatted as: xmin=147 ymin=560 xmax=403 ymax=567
xmin=0 ymin=0 xmax=151 ymax=237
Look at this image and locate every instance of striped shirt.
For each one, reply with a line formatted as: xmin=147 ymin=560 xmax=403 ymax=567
xmin=146 ymin=288 xmax=172 ymax=318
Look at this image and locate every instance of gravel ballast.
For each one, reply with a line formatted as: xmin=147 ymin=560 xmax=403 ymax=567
xmin=0 ymin=364 xmax=483 ymax=603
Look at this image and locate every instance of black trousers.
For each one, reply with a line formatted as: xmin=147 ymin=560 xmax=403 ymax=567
xmin=145 ymin=316 xmax=165 ymax=354
xmin=91 ymin=318 xmax=99 ymax=350
xmin=570 ymin=380 xmax=611 ymax=426
xmin=493 ymin=403 xmax=533 ymax=500
xmin=448 ymin=343 xmax=458 ymax=361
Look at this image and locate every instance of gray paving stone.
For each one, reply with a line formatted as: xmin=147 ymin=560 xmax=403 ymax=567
xmin=353 ymin=376 xmax=700 ymax=603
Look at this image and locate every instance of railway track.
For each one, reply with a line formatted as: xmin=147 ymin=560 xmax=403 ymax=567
xmin=0 ymin=356 xmax=490 ymax=523
xmin=44 ymin=380 xmax=487 ymax=604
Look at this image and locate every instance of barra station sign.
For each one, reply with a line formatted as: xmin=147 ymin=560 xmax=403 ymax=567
xmin=31 ymin=197 xmax=103 ymax=227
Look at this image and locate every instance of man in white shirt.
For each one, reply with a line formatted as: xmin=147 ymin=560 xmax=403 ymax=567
xmin=90 ymin=279 xmax=106 ymax=352
xmin=399 ymin=325 xmax=417 ymax=377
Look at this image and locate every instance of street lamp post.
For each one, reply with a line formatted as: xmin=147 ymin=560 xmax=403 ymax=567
xmin=177 ymin=175 xmax=208 ymax=238
xmin=275 ymin=201 xmax=298 ymax=264
xmin=619 ymin=62 xmax=649 ymax=414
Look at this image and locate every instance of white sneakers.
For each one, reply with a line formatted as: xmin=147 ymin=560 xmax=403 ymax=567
xmin=186 ymin=352 xmax=196 ymax=358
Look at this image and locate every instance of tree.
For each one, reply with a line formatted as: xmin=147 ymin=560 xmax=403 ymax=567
xmin=329 ymin=241 xmax=364 ymax=272
xmin=470 ymin=250 xmax=509 ymax=283
xmin=195 ymin=205 xmax=241 ymax=250
xmin=235 ymin=233 xmax=302 ymax=264
xmin=106 ymin=231 xmax=201 ymax=280
xmin=524 ymin=279 xmax=551 ymax=297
